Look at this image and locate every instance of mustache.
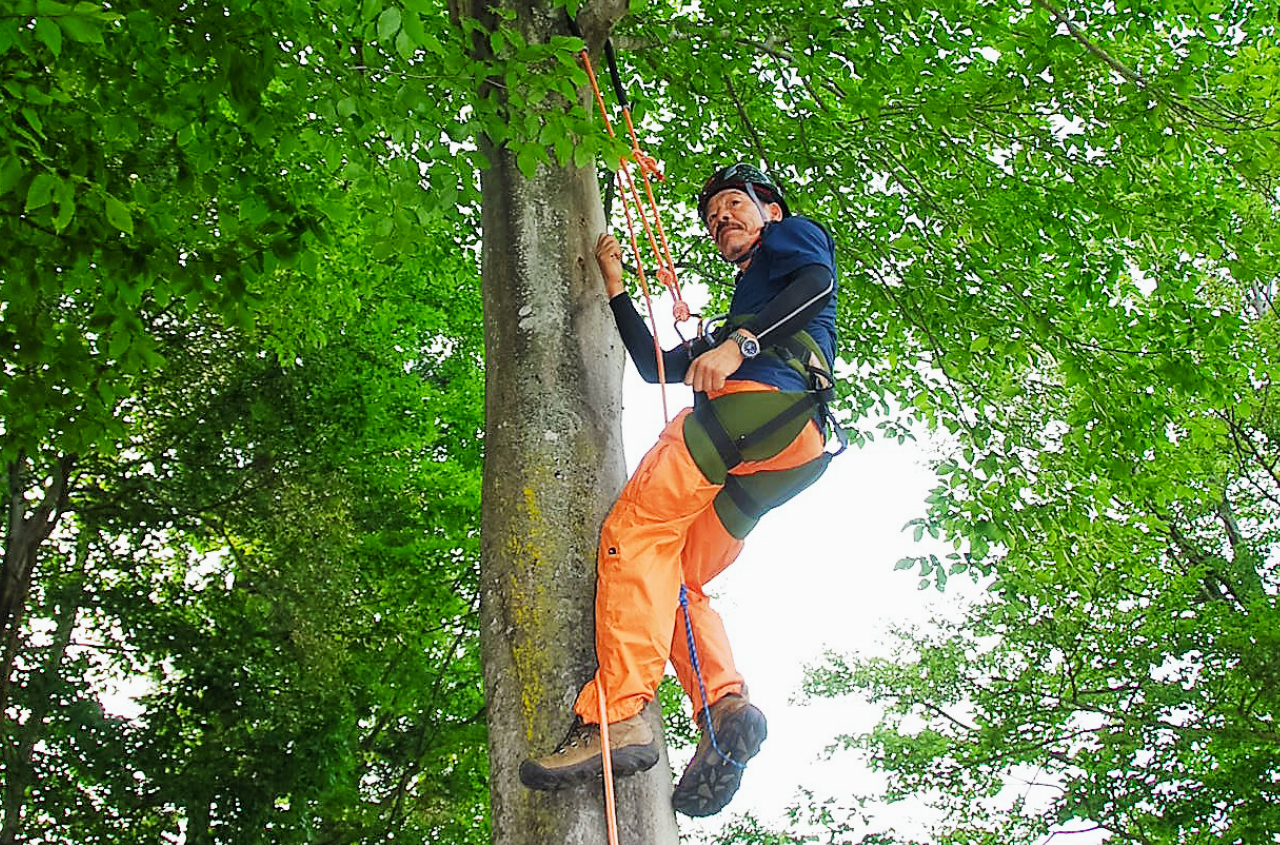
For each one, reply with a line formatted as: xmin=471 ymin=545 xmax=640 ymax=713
xmin=713 ymin=220 xmax=743 ymax=240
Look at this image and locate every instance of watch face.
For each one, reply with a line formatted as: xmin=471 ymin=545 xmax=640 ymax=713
xmin=740 ymin=336 xmax=760 ymax=357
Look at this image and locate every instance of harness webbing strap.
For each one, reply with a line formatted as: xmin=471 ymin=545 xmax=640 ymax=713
xmin=723 ymin=477 xmax=767 ymax=521
xmin=692 ymin=402 xmax=746 ymax=470
xmin=735 ymin=393 xmax=820 ymax=454
xmin=603 ymin=40 xmax=628 ymax=106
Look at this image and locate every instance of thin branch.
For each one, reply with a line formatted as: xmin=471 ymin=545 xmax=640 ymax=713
xmin=723 ymin=75 xmax=769 ymax=170
xmin=1031 ymin=0 xmax=1154 ymax=92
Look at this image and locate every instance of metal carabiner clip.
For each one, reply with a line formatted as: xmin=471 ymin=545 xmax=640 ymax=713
xmin=699 ymin=312 xmax=729 ymax=345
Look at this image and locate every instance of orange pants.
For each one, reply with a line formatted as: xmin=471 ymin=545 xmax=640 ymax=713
xmin=573 ymin=381 xmax=824 ymax=724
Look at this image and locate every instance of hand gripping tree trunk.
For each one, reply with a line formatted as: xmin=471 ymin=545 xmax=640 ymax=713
xmin=461 ymin=4 xmax=681 ymax=843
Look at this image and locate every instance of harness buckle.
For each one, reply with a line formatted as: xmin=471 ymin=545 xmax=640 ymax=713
xmin=699 ymin=312 xmax=729 ymax=345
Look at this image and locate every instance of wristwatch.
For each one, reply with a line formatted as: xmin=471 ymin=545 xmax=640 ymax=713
xmin=730 ymin=331 xmax=760 ymax=359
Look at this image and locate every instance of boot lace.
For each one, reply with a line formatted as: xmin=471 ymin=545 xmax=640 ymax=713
xmin=553 ymin=717 xmax=598 ymax=755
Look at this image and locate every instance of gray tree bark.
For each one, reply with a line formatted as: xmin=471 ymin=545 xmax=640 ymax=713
xmin=468 ymin=4 xmax=681 ymax=844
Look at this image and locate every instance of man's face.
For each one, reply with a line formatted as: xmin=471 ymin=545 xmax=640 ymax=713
xmin=704 ymin=189 xmax=782 ymax=264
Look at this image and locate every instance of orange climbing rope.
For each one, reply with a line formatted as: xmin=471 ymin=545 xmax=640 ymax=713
xmin=596 ymin=677 xmax=620 ymax=845
xmin=578 ymin=42 xmax=691 ymax=423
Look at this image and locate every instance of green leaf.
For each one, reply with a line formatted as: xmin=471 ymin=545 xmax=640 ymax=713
xmin=395 ymin=30 xmax=413 ymax=62
xmin=401 ymin=10 xmax=427 ymax=47
xmin=516 ymin=145 xmax=539 ymax=179
xmin=21 ymin=107 xmax=44 ymax=137
xmin=52 ymin=179 xmax=75 ymax=232
xmin=104 ymin=193 xmax=133 ymax=235
xmin=34 ymin=17 xmax=61 ymax=56
xmin=106 ymin=329 xmax=128 ymax=360
xmin=59 ymin=10 xmax=104 ymax=44
xmin=25 ymin=172 xmax=57 ymax=211
xmin=377 ymin=7 xmax=401 ymax=43
xmin=0 ymin=157 xmax=23 ymax=197
xmin=96 ymin=378 xmax=116 ymax=407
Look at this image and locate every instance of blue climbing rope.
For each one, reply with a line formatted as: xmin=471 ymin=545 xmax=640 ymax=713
xmin=678 ymin=584 xmax=747 ymax=770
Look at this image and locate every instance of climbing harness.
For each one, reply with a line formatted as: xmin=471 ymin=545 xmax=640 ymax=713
xmin=686 ymin=320 xmax=847 ymax=484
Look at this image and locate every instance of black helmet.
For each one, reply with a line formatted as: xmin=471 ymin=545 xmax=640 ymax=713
xmin=696 ymin=163 xmax=790 ymax=223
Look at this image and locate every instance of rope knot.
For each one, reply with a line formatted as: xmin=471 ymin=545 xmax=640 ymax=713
xmin=657 ymin=267 xmax=686 ymax=321
xmin=633 ymin=150 xmax=664 ymax=182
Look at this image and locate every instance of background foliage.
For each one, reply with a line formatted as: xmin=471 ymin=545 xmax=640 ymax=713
xmin=607 ymin=0 xmax=1279 ymax=842
xmin=2 ymin=2 xmax=491 ymax=841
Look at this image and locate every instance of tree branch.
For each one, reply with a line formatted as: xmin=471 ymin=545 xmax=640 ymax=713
xmin=723 ymin=75 xmax=769 ymax=169
xmin=1030 ymin=0 xmax=1154 ymax=92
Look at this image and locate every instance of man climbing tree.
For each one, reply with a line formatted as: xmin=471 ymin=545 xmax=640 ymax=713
xmin=520 ymin=163 xmax=842 ymax=818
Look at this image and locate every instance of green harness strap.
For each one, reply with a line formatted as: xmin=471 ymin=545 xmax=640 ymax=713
xmin=678 ymin=323 xmax=846 ymax=539
xmin=713 ymin=453 xmax=835 ymax=539
xmin=684 ymin=327 xmax=842 ymax=484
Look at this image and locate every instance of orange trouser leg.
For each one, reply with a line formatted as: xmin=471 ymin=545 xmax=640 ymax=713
xmin=670 ymin=409 xmax=826 ymax=715
xmin=669 ymin=509 xmax=746 ymax=715
xmin=573 ymin=383 xmax=826 ymax=725
xmin=573 ymin=410 xmax=720 ymax=725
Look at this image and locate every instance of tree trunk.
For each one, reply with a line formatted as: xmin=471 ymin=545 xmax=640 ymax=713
xmin=473 ymin=20 xmax=681 ymax=842
xmin=1 ymin=454 xmax=73 ymax=716
xmin=0 ymin=541 xmax=84 ymax=845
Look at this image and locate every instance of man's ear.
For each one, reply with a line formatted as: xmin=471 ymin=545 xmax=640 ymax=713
xmin=765 ymin=202 xmax=784 ymax=222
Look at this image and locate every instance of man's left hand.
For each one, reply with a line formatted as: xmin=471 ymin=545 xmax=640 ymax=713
xmin=685 ymin=341 xmax=744 ymax=393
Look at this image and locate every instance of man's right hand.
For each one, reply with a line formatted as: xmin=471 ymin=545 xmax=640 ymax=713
xmin=595 ymin=233 xmax=625 ymax=298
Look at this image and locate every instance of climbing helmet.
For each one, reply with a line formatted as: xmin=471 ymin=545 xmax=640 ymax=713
xmin=696 ymin=163 xmax=790 ymax=224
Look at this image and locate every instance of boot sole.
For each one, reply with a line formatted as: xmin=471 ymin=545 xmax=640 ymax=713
xmin=519 ymin=743 xmax=660 ymax=792
xmin=672 ymin=705 xmax=767 ymax=817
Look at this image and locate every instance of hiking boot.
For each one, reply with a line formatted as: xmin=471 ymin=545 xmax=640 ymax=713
xmin=519 ymin=712 xmax=660 ymax=791
xmin=671 ymin=692 xmax=767 ymax=817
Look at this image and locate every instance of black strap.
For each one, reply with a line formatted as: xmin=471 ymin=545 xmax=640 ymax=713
xmin=771 ymin=336 xmax=847 ymax=454
xmin=772 ymin=336 xmax=833 ymax=390
xmin=693 ymin=402 xmax=745 ymax=471
xmin=723 ymin=477 xmax=768 ymax=520
xmin=735 ymin=393 xmax=819 ymax=454
xmin=603 ymin=41 xmax=628 ymax=107
xmin=566 ymin=14 xmax=627 ymax=108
